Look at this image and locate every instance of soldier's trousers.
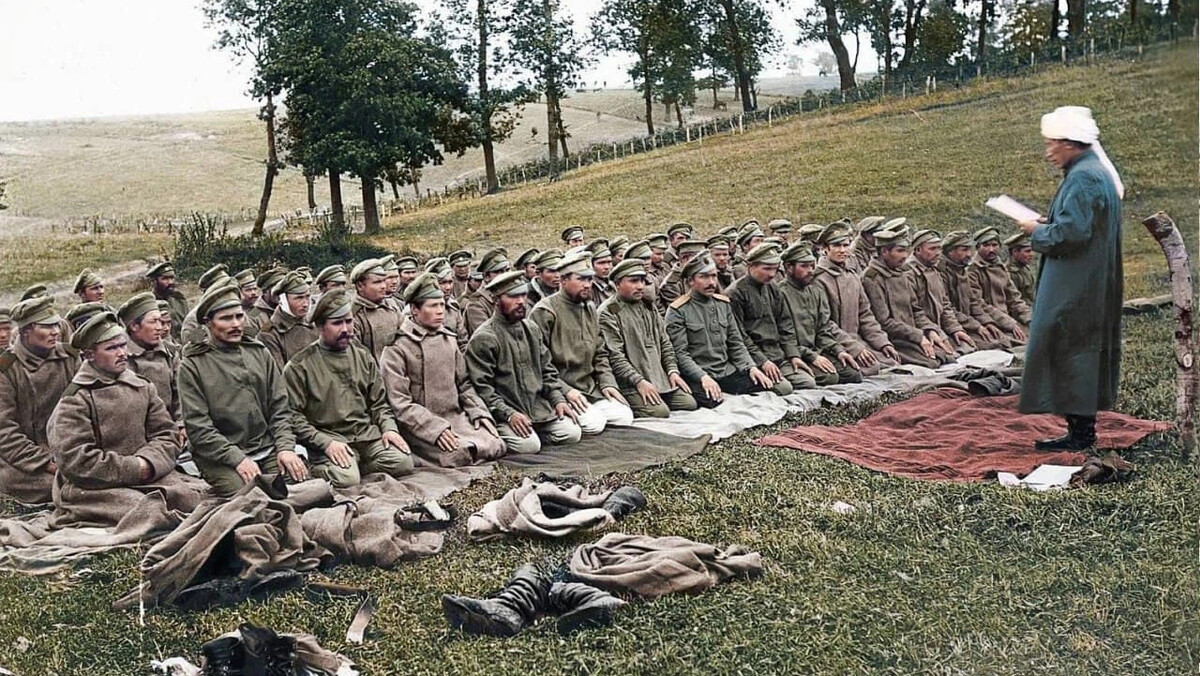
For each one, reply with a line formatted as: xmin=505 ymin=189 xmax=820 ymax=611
xmin=625 ymin=388 xmax=699 ymax=419
xmin=310 ymin=438 xmax=415 ymax=488
xmin=194 ymin=450 xmax=298 ymax=497
xmin=687 ymin=370 xmax=788 ymax=409
xmin=891 ymin=338 xmax=956 ymax=369
xmin=496 ymin=417 xmax=582 ymax=454
xmin=810 ymin=360 xmax=864 ymax=386
xmin=576 ymin=398 xmax=635 ymax=434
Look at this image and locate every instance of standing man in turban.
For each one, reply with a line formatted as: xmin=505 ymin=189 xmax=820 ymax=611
xmin=1017 ymin=106 xmax=1124 ymax=451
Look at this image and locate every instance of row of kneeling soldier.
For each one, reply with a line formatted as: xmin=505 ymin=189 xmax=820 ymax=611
xmin=0 ymin=217 xmax=1035 ymax=513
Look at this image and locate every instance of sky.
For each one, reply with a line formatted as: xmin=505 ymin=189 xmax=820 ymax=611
xmin=0 ymin=0 xmax=867 ymax=122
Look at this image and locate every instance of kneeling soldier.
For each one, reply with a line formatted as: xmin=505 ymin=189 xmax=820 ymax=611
xmin=48 ymin=313 xmax=206 ymax=527
xmin=284 ymin=291 xmax=413 ymax=487
xmin=777 ymin=242 xmax=864 ymax=386
xmin=179 ymin=282 xmax=306 ymax=496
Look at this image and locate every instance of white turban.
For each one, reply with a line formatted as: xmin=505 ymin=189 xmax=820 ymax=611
xmin=1040 ymin=106 xmax=1124 ymax=199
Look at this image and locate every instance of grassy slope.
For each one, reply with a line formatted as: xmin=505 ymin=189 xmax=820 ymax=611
xmin=0 ymin=46 xmax=1195 ymax=675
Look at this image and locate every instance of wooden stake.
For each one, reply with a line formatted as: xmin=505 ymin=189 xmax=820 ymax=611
xmin=1142 ymin=211 xmax=1197 ymax=454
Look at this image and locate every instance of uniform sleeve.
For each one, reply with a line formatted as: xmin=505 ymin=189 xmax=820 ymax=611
xmin=864 ymin=276 xmax=925 ymax=344
xmin=284 ymin=360 xmax=337 ymax=453
xmin=455 ymin=347 xmax=493 ymax=423
xmin=531 ymin=324 xmax=567 ymax=408
xmin=600 ymin=306 xmax=645 ymax=388
xmin=363 ymin=353 xmax=399 ymax=436
xmin=729 ymin=286 xmax=768 ymax=365
xmin=774 ymin=289 xmax=803 ymax=362
xmin=725 ymin=307 xmax=757 ymax=371
xmin=1003 ymin=277 xmax=1033 ymax=325
xmin=464 ymin=299 xmax=491 ymax=337
xmin=465 ymin=332 xmax=516 ymax=423
xmin=0 ymin=371 xmax=52 ymax=474
xmin=593 ymin=336 xmax=619 ymax=393
xmin=261 ymin=353 xmax=297 ymax=457
xmin=855 ymin=286 xmax=894 ymax=351
xmin=666 ymin=308 xmax=707 ymax=382
xmin=528 ymin=305 xmax=554 ymax=344
xmin=906 ymin=275 xmax=940 ymax=334
xmin=140 ymin=382 xmax=184 ymax=480
xmin=813 ymin=292 xmax=844 ymax=356
xmin=179 ymin=358 xmax=246 ymax=468
xmin=380 ymin=344 xmax=451 ymax=444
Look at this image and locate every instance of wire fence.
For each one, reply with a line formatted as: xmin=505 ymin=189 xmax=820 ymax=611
xmin=381 ymin=29 xmax=1192 ymax=215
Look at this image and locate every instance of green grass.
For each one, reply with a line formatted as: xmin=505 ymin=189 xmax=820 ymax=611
xmin=0 ymin=44 xmax=1196 ymax=675
xmin=0 ymin=232 xmax=171 ymax=298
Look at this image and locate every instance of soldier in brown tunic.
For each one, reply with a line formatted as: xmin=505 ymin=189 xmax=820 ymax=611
xmin=0 ymin=297 xmax=79 ymax=503
xmin=351 ymin=258 xmax=402 ymax=362
xmin=861 ymin=229 xmax=956 ymax=368
xmin=906 ymin=229 xmax=976 ymax=355
xmin=261 ymin=271 xmax=319 ymax=366
xmin=382 ymin=275 xmax=505 ymax=467
xmin=449 ymin=250 xmax=474 ymax=299
xmin=968 ymin=227 xmax=1031 ymax=342
xmin=462 ymin=248 xmax=512 ymax=338
xmin=525 ymin=249 xmax=563 ymax=305
xmin=48 ymin=312 xmax=206 ymax=527
xmin=936 ymin=231 xmax=1012 ymax=351
xmin=1005 ymin=232 xmax=1037 ymax=308
xmin=119 ymin=293 xmax=184 ymax=428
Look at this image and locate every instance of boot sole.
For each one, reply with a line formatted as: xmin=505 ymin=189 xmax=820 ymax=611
xmin=441 ymin=596 xmax=522 ymax=638
xmin=556 ymin=602 xmax=625 ymax=635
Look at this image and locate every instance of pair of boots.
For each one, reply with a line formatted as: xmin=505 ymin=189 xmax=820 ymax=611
xmin=442 ymin=564 xmax=626 ymax=637
xmin=200 ymin=623 xmax=297 ymax=676
xmin=1035 ymin=414 xmax=1097 ymax=451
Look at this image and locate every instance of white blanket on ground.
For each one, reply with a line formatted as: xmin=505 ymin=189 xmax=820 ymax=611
xmin=631 ymin=352 xmax=1020 ymax=444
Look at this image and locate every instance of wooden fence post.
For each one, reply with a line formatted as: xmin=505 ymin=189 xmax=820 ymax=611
xmin=1062 ymin=44 xmax=1067 ymax=63
xmin=1141 ymin=212 xmax=1197 ymax=456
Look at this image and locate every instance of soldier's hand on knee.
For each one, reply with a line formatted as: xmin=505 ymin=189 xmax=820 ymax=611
xmin=813 ymin=355 xmax=837 ymax=374
xmin=749 ymin=367 xmax=773 ymax=390
xmin=382 ymin=431 xmax=410 ymax=454
xmin=554 ymin=402 xmax=578 ymax=423
xmin=761 ymin=360 xmax=783 ymax=382
xmin=636 ymin=379 xmax=664 ymax=406
xmin=325 ymin=441 xmax=354 ymax=468
xmin=602 ymin=387 xmax=628 ymax=406
xmin=436 ymin=429 xmax=459 ymax=453
xmin=668 ymin=373 xmax=691 ymax=395
xmin=919 ymin=337 xmax=936 ymax=359
xmin=699 ymin=375 xmax=723 ymax=402
xmin=856 ymin=350 xmax=877 ymax=367
xmin=838 ymin=351 xmax=857 ymax=369
xmin=566 ymin=389 xmax=590 ymax=415
xmin=1012 ymin=326 xmax=1027 ymax=342
xmin=278 ymin=450 xmax=309 ymax=481
xmin=882 ymin=345 xmax=900 ymax=361
xmin=475 ymin=417 xmax=499 ymax=437
xmin=509 ymin=412 xmax=534 ymax=437
xmin=235 ymin=457 xmax=262 ymax=483
xmin=954 ymin=331 xmax=974 ymax=348
xmin=790 ymin=357 xmax=813 ymax=375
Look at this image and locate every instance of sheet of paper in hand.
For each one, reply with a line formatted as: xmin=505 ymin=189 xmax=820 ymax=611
xmin=985 ymin=195 xmax=1043 ymax=222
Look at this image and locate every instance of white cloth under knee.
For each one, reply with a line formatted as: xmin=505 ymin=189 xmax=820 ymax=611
xmin=537 ymin=417 xmax=582 ymax=445
xmin=576 ymin=399 xmax=635 ymax=434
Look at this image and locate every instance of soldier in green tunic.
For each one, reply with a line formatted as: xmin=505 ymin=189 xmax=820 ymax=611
xmin=233 ymin=269 xmax=263 ymax=340
xmin=657 ymin=239 xmax=706 ymax=312
xmin=726 ymin=243 xmax=814 ymax=391
xmin=1016 ymin=106 xmax=1124 ymax=450
xmin=531 ymin=252 xmax=634 ymax=435
xmin=586 ymin=240 xmax=616 ymax=306
xmin=1005 ymin=232 xmax=1037 ymax=308
xmin=666 ymin=254 xmax=781 ymax=407
xmin=516 ymin=248 xmax=541 ymax=282
xmin=147 ymin=261 xmax=189 ymax=341
xmin=351 ymin=258 xmax=402 ymax=362
xmin=663 ymin=222 xmax=693 ymax=266
xmin=178 ymin=282 xmax=306 ymax=496
xmin=768 ymin=218 xmax=793 ymax=244
xmin=462 ymin=248 xmax=512 ymax=337
xmin=73 ymin=268 xmax=106 ymax=305
xmin=777 ymin=243 xmax=863 ymax=386
xmin=707 ymin=235 xmax=734 ymax=293
xmin=247 ymin=266 xmax=287 ymax=336
xmin=730 ymin=220 xmax=765 ymax=280
xmin=465 ymin=271 xmax=582 ymax=454
xmin=449 ymin=250 xmax=474 ymax=299
xmin=598 ymin=260 xmax=697 ymax=417
xmin=647 ymin=233 xmax=672 ymax=279
xmin=525 ymin=249 xmax=563 ymax=305
xmin=283 ymin=291 xmax=413 ymax=487
xmin=561 ymin=226 xmax=586 ymax=249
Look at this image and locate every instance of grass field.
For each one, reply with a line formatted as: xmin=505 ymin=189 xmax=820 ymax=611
xmin=0 ymin=44 xmax=1195 ymax=675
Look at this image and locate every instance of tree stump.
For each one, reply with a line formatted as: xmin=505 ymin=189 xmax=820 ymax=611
xmin=1141 ymin=211 xmax=1197 ymax=455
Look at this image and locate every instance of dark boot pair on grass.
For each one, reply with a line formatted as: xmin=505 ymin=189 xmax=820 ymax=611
xmin=201 ymin=623 xmax=297 ymax=676
xmin=442 ymin=563 xmax=626 ymax=637
xmin=1035 ymin=414 xmax=1097 ymax=451
xmin=443 ymin=486 xmax=644 ymax=638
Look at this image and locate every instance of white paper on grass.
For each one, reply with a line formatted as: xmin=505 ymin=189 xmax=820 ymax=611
xmin=997 ymin=464 xmax=1083 ymax=491
xmin=985 ymin=195 xmax=1043 ymax=222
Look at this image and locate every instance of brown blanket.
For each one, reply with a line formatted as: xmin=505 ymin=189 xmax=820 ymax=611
xmin=568 ymin=532 xmax=763 ymax=600
xmin=466 ymin=479 xmax=615 ymax=542
xmin=757 ymin=389 xmax=1173 ymax=482
xmin=500 ymin=426 xmax=710 ymax=476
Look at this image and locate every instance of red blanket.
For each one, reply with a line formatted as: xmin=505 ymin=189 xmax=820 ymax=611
xmin=757 ymin=389 xmax=1173 ymax=482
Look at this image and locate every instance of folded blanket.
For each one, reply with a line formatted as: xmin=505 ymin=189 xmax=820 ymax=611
xmin=568 ymin=532 xmax=763 ymax=599
xmin=467 ymin=479 xmax=615 ymax=542
xmin=757 ymin=389 xmax=1173 ymax=482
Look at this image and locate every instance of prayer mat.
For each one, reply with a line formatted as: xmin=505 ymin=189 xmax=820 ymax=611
xmin=500 ymin=426 xmax=710 ymax=476
xmin=757 ymin=388 xmax=1173 ymax=482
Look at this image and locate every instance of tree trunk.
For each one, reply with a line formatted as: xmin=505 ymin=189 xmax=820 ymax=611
xmin=556 ymin=105 xmax=570 ymax=159
xmin=1141 ymin=212 xmax=1197 ymax=456
xmin=328 ymin=169 xmax=344 ymax=231
xmin=820 ymin=0 xmax=857 ymax=91
xmin=882 ymin=3 xmax=893 ymax=79
xmin=543 ymin=0 xmax=559 ymax=170
xmin=1128 ymin=0 xmax=1137 ymax=25
xmin=1066 ymin=0 xmax=1086 ymax=41
xmin=305 ymin=172 xmax=316 ymax=211
xmin=977 ymin=0 xmax=993 ymax=64
xmin=719 ymin=0 xmax=754 ymax=112
xmin=389 ymin=178 xmax=400 ymax=200
xmin=478 ymin=0 xmax=499 ymax=194
xmin=252 ymin=93 xmax=279 ymax=237
xmin=639 ymin=43 xmax=655 ymax=135
xmin=899 ymin=0 xmax=928 ymax=71
xmin=361 ymin=176 xmax=380 ymax=234
xmin=1050 ymin=0 xmax=1061 ymax=41
xmin=674 ymin=101 xmax=683 ymax=128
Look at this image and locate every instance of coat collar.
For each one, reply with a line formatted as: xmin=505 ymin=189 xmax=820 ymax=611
xmin=72 ymin=361 xmax=145 ymax=388
xmin=398 ymin=317 xmax=455 ymax=341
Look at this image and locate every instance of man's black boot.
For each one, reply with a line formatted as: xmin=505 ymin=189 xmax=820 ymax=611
xmin=239 ymin=623 xmax=298 ymax=676
xmin=601 ymin=486 xmax=646 ymax=519
xmin=1035 ymin=415 xmax=1097 ymax=451
xmin=200 ymin=635 xmax=244 ymax=676
xmin=442 ymin=563 xmax=551 ymax=637
xmin=548 ymin=582 xmax=626 ymax=635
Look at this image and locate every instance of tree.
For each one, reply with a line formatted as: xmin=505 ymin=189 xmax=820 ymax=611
xmin=813 ymin=51 xmax=839 ymax=76
xmin=914 ymin=0 xmax=968 ymax=68
xmin=592 ymin=0 xmax=697 ymax=136
xmin=1004 ymin=0 xmax=1052 ymax=60
xmin=897 ymin=0 xmax=930 ymax=70
xmin=705 ymin=0 xmax=779 ymax=112
xmin=203 ymin=0 xmax=283 ymax=237
xmin=444 ymin=0 xmax=532 ymax=194
xmin=271 ymin=0 xmax=471 ymax=233
xmin=1065 ymin=0 xmax=1086 ymax=41
xmin=509 ymin=0 xmax=588 ymax=167
xmin=796 ymin=0 xmax=863 ymax=91
xmin=977 ymin=0 xmax=996 ymax=63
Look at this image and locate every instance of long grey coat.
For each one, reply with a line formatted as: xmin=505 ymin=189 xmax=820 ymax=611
xmin=1019 ymin=149 xmax=1122 ymax=416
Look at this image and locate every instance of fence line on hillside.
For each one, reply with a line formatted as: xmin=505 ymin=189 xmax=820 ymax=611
xmin=380 ymin=31 xmax=1189 ymax=216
